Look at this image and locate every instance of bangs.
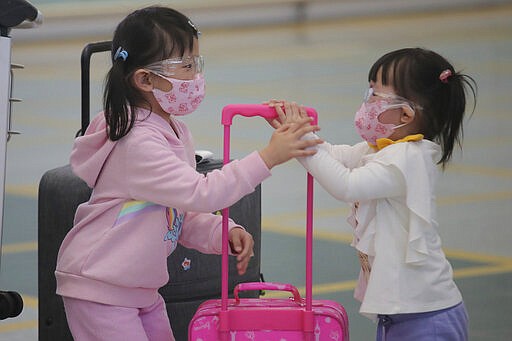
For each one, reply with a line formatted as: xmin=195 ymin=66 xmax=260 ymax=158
xmin=138 ymin=6 xmax=198 ymax=64
xmin=154 ymin=24 xmax=195 ymax=61
xmin=368 ymin=49 xmax=417 ymax=100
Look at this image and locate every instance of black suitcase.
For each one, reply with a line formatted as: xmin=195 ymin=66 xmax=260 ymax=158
xmin=38 ymin=42 xmax=262 ymax=341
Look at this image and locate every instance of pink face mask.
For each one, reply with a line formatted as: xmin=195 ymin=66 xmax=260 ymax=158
xmin=354 ymin=100 xmax=408 ymax=145
xmin=152 ymin=74 xmax=205 ymax=116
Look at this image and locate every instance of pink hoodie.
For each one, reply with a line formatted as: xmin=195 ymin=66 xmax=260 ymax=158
xmin=55 ymin=108 xmax=271 ymax=308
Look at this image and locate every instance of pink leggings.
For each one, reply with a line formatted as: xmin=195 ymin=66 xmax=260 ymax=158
xmin=62 ymin=295 xmax=174 ymax=341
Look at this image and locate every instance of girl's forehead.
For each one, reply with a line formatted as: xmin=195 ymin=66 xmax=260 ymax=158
xmin=371 ymin=80 xmax=396 ymax=95
xmin=170 ymin=38 xmax=199 ymax=58
xmin=191 ymin=38 xmax=200 ymax=54
xmin=377 ymin=66 xmax=395 ymax=83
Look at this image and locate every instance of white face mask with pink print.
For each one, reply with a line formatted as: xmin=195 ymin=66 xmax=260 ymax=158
xmin=354 ymin=100 xmax=408 ymax=145
xmin=152 ymin=74 xmax=205 ymax=116
xmin=354 ymin=88 xmax=418 ymax=145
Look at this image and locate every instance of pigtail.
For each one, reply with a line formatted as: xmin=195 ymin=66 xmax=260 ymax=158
xmin=437 ymin=70 xmax=477 ymax=167
xmin=103 ymin=58 xmax=135 ymax=141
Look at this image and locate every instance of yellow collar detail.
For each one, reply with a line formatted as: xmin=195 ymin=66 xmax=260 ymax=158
xmin=369 ymin=134 xmax=424 ymax=151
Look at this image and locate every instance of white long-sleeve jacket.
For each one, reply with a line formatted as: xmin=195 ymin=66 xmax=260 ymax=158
xmin=298 ymin=134 xmax=462 ymax=320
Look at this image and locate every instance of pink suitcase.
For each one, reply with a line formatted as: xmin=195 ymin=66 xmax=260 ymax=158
xmin=188 ymin=104 xmax=349 ymax=340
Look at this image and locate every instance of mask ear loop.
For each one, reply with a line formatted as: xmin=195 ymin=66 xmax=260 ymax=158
xmin=377 ymin=102 xmax=415 ymax=130
xmin=147 ymin=71 xmax=175 ymax=93
xmin=393 ymin=104 xmax=416 ymax=130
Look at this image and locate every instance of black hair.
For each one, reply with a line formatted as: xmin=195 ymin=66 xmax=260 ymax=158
xmin=103 ymin=6 xmax=200 ymax=141
xmin=368 ymin=48 xmax=477 ymax=167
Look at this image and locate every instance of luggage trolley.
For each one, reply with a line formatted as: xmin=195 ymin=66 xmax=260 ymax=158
xmin=0 ymin=0 xmax=42 ymax=320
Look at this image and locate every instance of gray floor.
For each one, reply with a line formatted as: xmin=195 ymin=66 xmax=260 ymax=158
xmin=1 ymin=0 xmax=512 ymax=340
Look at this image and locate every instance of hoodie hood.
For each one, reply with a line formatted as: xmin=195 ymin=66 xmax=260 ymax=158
xmin=70 ymin=112 xmax=116 ymax=188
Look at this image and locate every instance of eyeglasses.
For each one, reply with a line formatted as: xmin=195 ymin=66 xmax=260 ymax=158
xmin=144 ymin=55 xmax=204 ymax=79
xmin=363 ymin=87 xmax=422 ymax=112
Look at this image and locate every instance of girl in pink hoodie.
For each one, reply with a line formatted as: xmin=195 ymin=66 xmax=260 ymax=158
xmin=55 ymin=6 xmax=322 ymax=341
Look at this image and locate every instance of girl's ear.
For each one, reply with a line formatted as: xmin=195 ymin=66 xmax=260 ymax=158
xmin=401 ymin=106 xmax=416 ymax=124
xmin=131 ymin=69 xmax=154 ymax=92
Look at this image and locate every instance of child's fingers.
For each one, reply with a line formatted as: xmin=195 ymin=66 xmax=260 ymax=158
xmin=230 ymin=236 xmax=243 ymax=254
xmin=237 ymin=257 xmax=249 ymax=275
xmin=301 ymin=136 xmax=324 ymax=148
xmin=286 ymin=101 xmax=301 ymax=119
xmin=294 ymin=139 xmax=323 ymax=157
xmin=300 ymin=123 xmax=320 ymax=135
xmin=263 ymin=99 xmax=284 ymax=107
xmin=287 ymin=116 xmax=315 ymax=132
xmin=242 ymin=234 xmax=254 ymax=259
xmin=275 ymin=100 xmax=309 ymax=126
xmin=266 ymin=117 xmax=281 ymax=129
xmin=299 ymin=105 xmax=309 ymax=119
xmin=283 ymin=101 xmax=295 ymax=119
xmin=233 ymin=231 xmax=253 ymax=258
xmin=236 ymin=233 xmax=254 ymax=275
xmin=274 ymin=104 xmax=287 ymax=124
xmin=296 ymin=149 xmax=318 ymax=157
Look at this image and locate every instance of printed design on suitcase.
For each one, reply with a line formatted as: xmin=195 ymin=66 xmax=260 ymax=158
xmin=190 ymin=314 xmax=345 ymax=340
xmin=191 ymin=315 xmax=219 ymax=335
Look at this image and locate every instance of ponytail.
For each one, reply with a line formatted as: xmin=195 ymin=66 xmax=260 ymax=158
xmin=436 ymin=71 xmax=477 ymax=167
xmin=103 ymin=60 xmax=136 ymax=141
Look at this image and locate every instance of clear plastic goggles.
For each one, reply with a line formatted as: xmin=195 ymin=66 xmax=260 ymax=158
xmin=144 ymin=55 xmax=204 ymax=79
xmin=363 ymin=87 xmax=421 ymax=113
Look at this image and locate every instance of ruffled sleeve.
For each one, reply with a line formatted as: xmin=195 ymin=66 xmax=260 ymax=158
xmin=371 ymin=140 xmax=441 ymax=264
xmin=298 ymin=135 xmax=441 ymax=265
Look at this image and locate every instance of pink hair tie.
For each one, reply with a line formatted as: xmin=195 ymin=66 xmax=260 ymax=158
xmin=439 ymin=69 xmax=452 ymax=83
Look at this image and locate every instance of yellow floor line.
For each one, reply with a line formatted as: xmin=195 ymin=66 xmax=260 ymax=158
xmin=263 ymin=222 xmax=353 ymax=244
xmin=453 ymin=264 xmax=512 ymax=278
xmin=0 ymin=295 xmax=37 ymax=333
xmin=262 ymin=220 xmax=512 ymax=270
xmin=262 ymin=189 xmax=512 ymax=227
xmin=264 ymin=279 xmax=359 ymax=299
xmin=438 ymin=191 xmax=512 ymax=206
xmin=444 ymin=248 xmax=512 ymax=265
xmin=5 ymin=184 xmax=38 ymax=199
xmin=265 ymin=262 xmax=512 ymax=299
xmin=2 ymin=241 xmax=37 ymax=254
xmin=264 ymin=258 xmax=512 ymax=300
xmin=447 ymin=163 xmax=512 ymax=178
xmin=0 ymin=319 xmax=37 ymax=333
xmin=21 ymin=295 xmax=38 ymax=309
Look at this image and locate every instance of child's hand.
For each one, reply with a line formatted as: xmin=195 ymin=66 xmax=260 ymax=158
xmin=258 ymin=116 xmax=323 ymax=169
xmin=228 ymin=227 xmax=254 ymax=275
xmin=263 ymin=99 xmax=285 ymax=129
xmin=263 ymin=100 xmax=309 ymax=129
xmin=275 ymin=101 xmax=308 ymax=125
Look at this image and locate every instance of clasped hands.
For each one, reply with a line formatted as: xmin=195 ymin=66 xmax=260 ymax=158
xmin=264 ymin=99 xmax=313 ymax=130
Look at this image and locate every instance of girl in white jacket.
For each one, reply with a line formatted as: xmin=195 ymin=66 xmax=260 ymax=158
xmin=268 ymin=48 xmax=477 ymax=341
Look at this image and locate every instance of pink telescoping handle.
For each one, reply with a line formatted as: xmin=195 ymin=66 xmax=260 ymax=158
xmin=234 ymin=282 xmax=302 ymax=303
xmin=220 ymin=104 xmax=317 ymax=313
xmin=221 ymin=103 xmax=318 ymax=126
